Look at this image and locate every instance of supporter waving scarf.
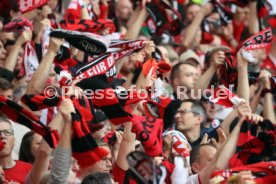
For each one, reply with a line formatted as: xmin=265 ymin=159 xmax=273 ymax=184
xmin=54 ymin=38 xmax=146 ymax=84
xmin=229 ymin=119 xmax=276 ymax=168
xmin=4 ymin=16 xmax=39 ymax=80
xmin=76 ymin=74 xmax=132 ymax=125
xmin=218 ymin=51 xmax=238 ymax=87
xmin=211 ymin=0 xmax=233 ymax=26
xmin=210 ymin=161 xmax=276 ymax=184
xmin=146 ymin=0 xmax=182 ymax=36
xmin=209 ymin=85 xmax=242 ymax=108
xmin=241 ymin=28 xmax=273 ymax=64
xmin=221 ymin=0 xmax=272 ymax=18
xmin=76 ymin=74 xmax=165 ymax=157
xmin=0 ymin=96 xmax=59 ymax=148
xmin=21 ymin=94 xmax=109 ymax=169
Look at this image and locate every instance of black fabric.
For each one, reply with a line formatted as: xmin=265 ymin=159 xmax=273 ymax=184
xmin=50 ymin=29 xmax=107 ymax=55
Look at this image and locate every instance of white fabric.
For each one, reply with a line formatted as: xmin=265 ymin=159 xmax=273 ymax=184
xmin=185 ymin=174 xmax=200 ymax=184
xmin=171 ymin=157 xmax=189 ymax=184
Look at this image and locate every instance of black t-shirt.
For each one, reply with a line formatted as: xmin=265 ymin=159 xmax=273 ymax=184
xmin=189 ymin=128 xmax=219 ymax=148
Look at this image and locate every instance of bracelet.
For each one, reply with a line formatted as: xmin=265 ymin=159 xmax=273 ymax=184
xmin=261 ymin=88 xmax=272 ymax=97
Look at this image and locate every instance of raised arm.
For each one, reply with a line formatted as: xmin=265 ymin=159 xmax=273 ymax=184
xmin=194 ymin=50 xmax=225 ymax=94
xmin=237 ymin=51 xmax=250 ymax=101
xmin=115 ymin=122 xmax=136 ymax=170
xmin=48 ymin=99 xmax=75 ymax=184
xmin=260 ymin=70 xmax=275 ymax=123
xmin=124 ymin=6 xmax=148 ymax=39
xmin=182 ymin=3 xmax=213 ymax=48
xmin=27 ymin=111 xmax=65 ymax=184
xmin=199 ymin=113 xmax=262 ymax=184
xmin=4 ymin=30 xmax=32 ymax=72
xmin=26 ymin=37 xmax=63 ymax=94
xmin=248 ymin=1 xmax=259 ymax=34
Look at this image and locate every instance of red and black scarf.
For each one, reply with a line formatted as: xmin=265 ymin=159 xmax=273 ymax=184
xmin=0 ymin=96 xmax=59 ymax=148
xmin=59 ymin=19 xmax=116 ymax=34
xmin=210 ymin=161 xmax=276 ymax=183
xmin=229 ymin=119 xmax=276 ymax=168
xmin=21 ymin=94 xmax=109 ymax=169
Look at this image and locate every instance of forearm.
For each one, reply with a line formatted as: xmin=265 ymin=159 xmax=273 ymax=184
xmin=48 ymin=119 xmax=72 ymax=183
xmin=4 ymin=43 xmax=22 ymax=71
xmin=263 ymin=92 xmax=276 ymax=123
xmin=116 ymin=140 xmax=135 ymax=171
xmin=26 ymin=50 xmax=56 ymax=94
xmin=48 ymin=147 xmax=72 ymax=184
xmin=29 ymin=140 xmax=52 ymax=184
xmin=124 ymin=8 xmax=148 ymax=39
xmin=250 ymin=86 xmax=262 ymax=113
xmin=215 ymin=120 xmax=241 ymax=169
xmin=35 ymin=32 xmax=42 ymax=44
xmin=81 ymin=6 xmax=90 ymax=19
xmin=126 ymin=7 xmax=141 ymax=28
xmin=182 ymin=12 xmax=204 ymax=48
xmin=220 ymin=109 xmax=238 ymax=136
xmin=194 ymin=65 xmax=216 ymax=93
xmin=248 ymin=1 xmax=259 ymax=34
xmin=237 ymin=64 xmax=250 ymax=101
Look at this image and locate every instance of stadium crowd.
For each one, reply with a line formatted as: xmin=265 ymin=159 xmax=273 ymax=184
xmin=0 ymin=0 xmax=274 ymax=183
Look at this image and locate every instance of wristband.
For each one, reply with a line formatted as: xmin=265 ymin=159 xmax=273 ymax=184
xmin=261 ymin=88 xmax=272 ymax=97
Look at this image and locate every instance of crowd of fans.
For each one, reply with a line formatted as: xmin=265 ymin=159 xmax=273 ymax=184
xmin=0 ymin=0 xmax=274 ymax=183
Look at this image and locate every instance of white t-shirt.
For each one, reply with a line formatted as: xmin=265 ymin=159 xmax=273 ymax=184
xmin=185 ymin=174 xmax=200 ymax=184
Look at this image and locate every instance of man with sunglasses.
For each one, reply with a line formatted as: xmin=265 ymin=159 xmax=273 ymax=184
xmin=0 ymin=116 xmax=32 ymax=183
xmin=174 ymin=99 xmax=218 ymax=148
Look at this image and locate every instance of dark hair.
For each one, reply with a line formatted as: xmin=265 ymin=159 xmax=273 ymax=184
xmin=19 ymin=131 xmax=35 ymax=164
xmin=190 ymin=143 xmax=216 ymax=172
xmin=185 ymin=1 xmax=201 ymax=10
xmin=0 ymin=116 xmax=12 ymax=125
xmin=4 ymin=39 xmax=16 ymax=49
xmin=170 ymin=61 xmax=197 ymax=82
xmin=81 ymin=172 xmax=112 ymax=184
xmin=0 ymin=78 xmax=13 ymax=91
xmin=181 ymin=99 xmax=207 ymax=124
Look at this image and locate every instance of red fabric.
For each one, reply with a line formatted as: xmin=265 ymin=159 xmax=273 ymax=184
xmin=0 ymin=0 xmax=12 ymax=16
xmin=4 ymin=16 xmax=33 ymax=32
xmin=131 ymin=115 xmax=163 ymax=157
xmin=18 ymin=0 xmax=48 ymax=13
xmin=243 ymin=28 xmax=273 ymax=51
xmin=142 ymin=58 xmax=171 ymax=78
xmin=209 ymin=85 xmax=241 ymax=107
xmin=268 ymin=16 xmax=276 ymax=28
xmin=112 ymin=164 xmax=136 ymax=184
xmin=232 ymin=20 xmax=245 ymax=42
xmin=162 ymin=160 xmax=175 ymax=184
xmin=261 ymin=55 xmax=276 ymax=74
xmin=210 ymin=162 xmax=276 ymax=184
xmin=4 ymin=160 xmax=32 ymax=183
xmin=64 ymin=0 xmax=95 ymax=20
xmin=99 ymin=4 xmax=108 ymax=19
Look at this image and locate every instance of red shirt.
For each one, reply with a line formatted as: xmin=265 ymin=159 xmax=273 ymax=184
xmin=261 ymin=54 xmax=276 ymax=74
xmin=4 ymin=160 xmax=32 ymax=183
xmin=112 ymin=163 xmax=136 ymax=184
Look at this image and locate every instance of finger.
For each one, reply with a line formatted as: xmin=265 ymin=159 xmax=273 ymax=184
xmin=210 ymin=138 xmax=217 ymax=146
xmin=201 ymin=133 xmax=208 ymax=144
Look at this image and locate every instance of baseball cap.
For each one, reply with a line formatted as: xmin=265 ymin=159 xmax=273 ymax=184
xmin=179 ymin=49 xmax=200 ymax=64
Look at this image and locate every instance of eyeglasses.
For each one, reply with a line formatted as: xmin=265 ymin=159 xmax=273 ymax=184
xmin=176 ymin=109 xmax=199 ymax=116
xmin=0 ymin=129 xmax=14 ymax=136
